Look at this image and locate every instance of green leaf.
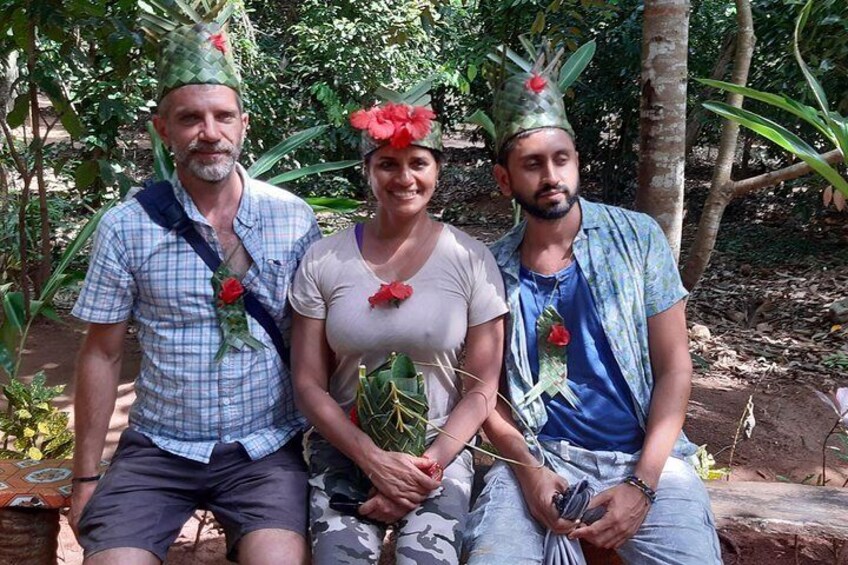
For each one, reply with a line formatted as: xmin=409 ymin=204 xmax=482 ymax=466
xmin=304 ymin=197 xmax=361 ymax=214
xmin=2 ymin=292 xmax=25 ymax=331
xmin=703 ymin=101 xmax=848 ymax=198
xmin=38 ymin=200 xmax=118 ymax=306
xmin=466 ymin=109 xmax=496 ymax=141
xmin=248 ymin=125 xmax=329 ymax=179
xmin=697 ymin=78 xmax=831 ymax=140
xmin=487 ymin=45 xmax=532 ymax=73
xmin=794 ymin=1 xmax=830 ymax=119
xmin=0 ymin=342 xmax=13 ymax=378
xmin=531 ymin=11 xmax=546 ymax=35
xmin=558 ymin=40 xmax=596 ymax=92
xmin=75 ymin=160 xmax=99 ymax=190
xmin=147 ymin=121 xmax=174 ymax=181
xmin=6 ymin=94 xmax=29 ymax=129
xmin=266 ymin=160 xmax=359 ymax=185
xmin=400 ymin=77 xmax=436 ymax=106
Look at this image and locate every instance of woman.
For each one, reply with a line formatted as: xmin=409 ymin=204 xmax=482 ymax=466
xmin=289 ymin=99 xmax=507 ymax=564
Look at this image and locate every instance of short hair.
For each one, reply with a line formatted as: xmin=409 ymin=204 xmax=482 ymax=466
xmin=156 ymin=85 xmax=244 ymax=118
xmin=495 ymin=127 xmax=574 ymax=166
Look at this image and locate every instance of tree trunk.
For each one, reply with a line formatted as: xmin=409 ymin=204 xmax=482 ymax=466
xmin=682 ymin=0 xmax=755 ymax=290
xmin=685 ymin=32 xmax=736 ymax=158
xmin=635 ymin=0 xmax=691 ymax=260
xmin=26 ymin=15 xmax=50 ymax=297
xmin=0 ymin=51 xmax=18 ymax=199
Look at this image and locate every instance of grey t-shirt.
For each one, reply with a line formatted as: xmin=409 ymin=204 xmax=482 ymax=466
xmin=289 ymin=224 xmax=508 ymax=427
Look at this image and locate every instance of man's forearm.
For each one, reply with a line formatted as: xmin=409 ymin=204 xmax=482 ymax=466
xmin=634 ymin=368 xmax=690 ymax=488
xmin=73 ymin=350 xmax=122 ymax=477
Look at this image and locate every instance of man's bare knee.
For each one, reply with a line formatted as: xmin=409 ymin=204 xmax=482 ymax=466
xmin=84 ymin=547 xmax=160 ymax=565
xmin=238 ymin=528 xmax=307 ymax=565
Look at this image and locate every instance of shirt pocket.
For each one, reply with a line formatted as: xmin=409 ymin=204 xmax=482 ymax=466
xmin=257 ymin=256 xmax=297 ymax=318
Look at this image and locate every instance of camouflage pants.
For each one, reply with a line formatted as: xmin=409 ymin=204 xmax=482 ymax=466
xmin=307 ymin=435 xmax=473 ymax=565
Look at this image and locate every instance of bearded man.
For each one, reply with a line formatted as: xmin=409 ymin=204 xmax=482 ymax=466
xmin=68 ymin=14 xmax=319 ymax=565
xmin=464 ymin=50 xmax=722 ymax=564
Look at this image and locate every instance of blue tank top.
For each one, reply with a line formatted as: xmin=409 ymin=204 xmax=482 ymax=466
xmin=519 ymin=262 xmax=644 ymax=453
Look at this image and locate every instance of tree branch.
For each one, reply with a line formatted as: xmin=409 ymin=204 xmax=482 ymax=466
xmin=731 ymin=149 xmax=844 ymax=197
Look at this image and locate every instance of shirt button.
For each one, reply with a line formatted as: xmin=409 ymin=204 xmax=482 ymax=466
xmin=223 ymin=435 xmax=232 ymax=442
xmin=223 ymin=398 xmax=231 ymax=406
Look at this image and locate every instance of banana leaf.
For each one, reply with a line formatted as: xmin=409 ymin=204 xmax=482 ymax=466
xmin=355 ymin=353 xmax=428 ymax=456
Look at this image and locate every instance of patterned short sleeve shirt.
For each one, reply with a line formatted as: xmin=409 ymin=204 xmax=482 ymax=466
xmin=490 ymin=198 xmax=696 ymax=457
xmin=73 ymin=165 xmax=321 ymax=463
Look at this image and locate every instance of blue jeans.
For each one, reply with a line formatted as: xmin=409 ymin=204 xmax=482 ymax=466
xmin=465 ymin=441 xmax=722 ymax=564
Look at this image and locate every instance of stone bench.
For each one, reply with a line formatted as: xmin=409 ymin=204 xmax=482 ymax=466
xmin=0 ymin=458 xmax=106 ymax=565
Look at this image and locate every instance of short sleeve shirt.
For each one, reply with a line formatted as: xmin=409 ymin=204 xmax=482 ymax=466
xmin=72 ymin=165 xmax=321 ymax=463
xmin=490 ymin=198 xmax=695 ymax=457
xmin=289 ymin=224 xmax=508 ymax=427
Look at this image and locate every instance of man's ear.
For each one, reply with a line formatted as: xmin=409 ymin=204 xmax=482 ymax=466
xmin=242 ymin=111 xmax=249 ymax=131
xmin=493 ymin=163 xmax=512 ymax=197
xmin=152 ymin=113 xmax=169 ymax=148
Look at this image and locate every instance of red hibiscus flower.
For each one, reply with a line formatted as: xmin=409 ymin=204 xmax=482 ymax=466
xmin=219 ymin=277 xmax=244 ymax=305
xmin=349 ymin=107 xmax=376 ymax=130
xmin=368 ymin=281 xmax=413 ymax=308
xmin=349 ymin=405 xmax=360 ymax=427
xmin=407 ymin=106 xmax=435 ymax=139
xmin=547 ymin=323 xmax=571 ymax=347
xmin=210 ymin=32 xmax=227 ymax=54
xmin=389 ymin=126 xmax=414 ymax=149
xmin=369 ymin=111 xmax=396 ymax=140
xmin=525 ymin=74 xmax=547 ymax=94
xmin=349 ymin=103 xmax=435 ymax=148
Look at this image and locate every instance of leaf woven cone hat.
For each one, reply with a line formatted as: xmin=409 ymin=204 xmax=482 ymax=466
xmin=489 ymin=36 xmax=596 ymax=155
xmin=139 ymin=0 xmax=241 ymax=100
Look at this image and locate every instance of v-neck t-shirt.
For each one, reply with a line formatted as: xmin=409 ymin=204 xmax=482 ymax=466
xmin=290 ymin=224 xmax=508 ymax=428
xmin=518 ymin=262 xmax=644 ymax=453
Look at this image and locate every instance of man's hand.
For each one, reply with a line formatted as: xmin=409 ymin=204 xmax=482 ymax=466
xmin=359 ymin=491 xmax=412 ymax=524
xmin=516 ymin=466 xmax=576 ymax=535
xmin=569 ymin=483 xmax=650 ymax=549
xmin=68 ymin=482 xmax=98 ymax=540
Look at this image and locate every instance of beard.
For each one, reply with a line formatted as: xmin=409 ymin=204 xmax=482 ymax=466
xmin=173 ymin=138 xmax=242 ymax=183
xmin=512 ymin=180 xmax=580 ymax=220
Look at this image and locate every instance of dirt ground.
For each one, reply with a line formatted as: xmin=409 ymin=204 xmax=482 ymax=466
xmin=7 ymin=144 xmax=848 ymax=564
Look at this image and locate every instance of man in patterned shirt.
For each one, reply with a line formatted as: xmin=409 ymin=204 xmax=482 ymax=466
xmin=464 ymin=54 xmax=721 ymax=563
xmin=68 ymin=16 xmax=319 ymax=565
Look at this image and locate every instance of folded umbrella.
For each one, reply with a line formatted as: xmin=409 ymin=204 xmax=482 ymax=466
xmin=544 ymin=479 xmax=606 ymax=565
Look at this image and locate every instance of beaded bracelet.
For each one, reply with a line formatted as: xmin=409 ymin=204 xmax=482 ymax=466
xmin=71 ymin=474 xmax=102 ymax=484
xmin=622 ymin=474 xmax=657 ymax=504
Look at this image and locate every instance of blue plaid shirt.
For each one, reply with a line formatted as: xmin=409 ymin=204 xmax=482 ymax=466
xmin=73 ymin=165 xmax=320 ymax=463
xmin=491 ymin=198 xmax=696 ymax=457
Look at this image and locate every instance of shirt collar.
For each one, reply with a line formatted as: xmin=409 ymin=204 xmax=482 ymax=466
xmin=492 ymin=197 xmax=597 ymax=280
xmin=171 ymin=163 xmax=256 ymax=228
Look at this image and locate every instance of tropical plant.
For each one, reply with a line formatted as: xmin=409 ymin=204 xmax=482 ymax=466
xmin=0 ymin=197 xmax=114 ymax=460
xmin=815 ymin=387 xmax=848 ymax=486
xmin=700 ymin=0 xmax=848 ymax=199
xmin=0 ymin=373 xmax=73 ymax=460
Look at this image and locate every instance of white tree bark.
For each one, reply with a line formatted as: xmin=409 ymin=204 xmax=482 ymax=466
xmin=635 ymin=0 xmax=690 ymax=260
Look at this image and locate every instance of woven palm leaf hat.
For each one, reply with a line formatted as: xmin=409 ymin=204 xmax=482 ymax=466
xmin=349 ymin=79 xmax=443 ymax=157
xmin=490 ymin=37 xmax=595 ymax=157
xmin=139 ymin=0 xmax=241 ymax=101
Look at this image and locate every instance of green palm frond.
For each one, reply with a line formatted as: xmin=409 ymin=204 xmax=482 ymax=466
xmin=355 ymin=353 xmax=428 ymax=456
